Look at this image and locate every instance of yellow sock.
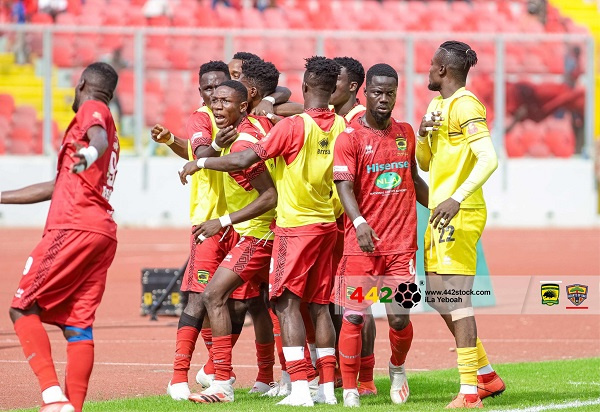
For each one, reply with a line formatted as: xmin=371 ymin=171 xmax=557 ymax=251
xmin=457 ymin=347 xmax=478 ymax=386
xmin=476 ymin=338 xmax=490 ymax=369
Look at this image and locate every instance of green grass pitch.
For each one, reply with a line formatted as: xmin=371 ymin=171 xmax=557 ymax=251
xmin=11 ymin=358 xmax=600 ymax=411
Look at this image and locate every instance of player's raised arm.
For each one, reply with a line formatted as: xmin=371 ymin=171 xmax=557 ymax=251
xmin=0 ymin=180 xmax=55 ymax=204
xmin=416 ymin=111 xmax=442 ymax=172
xmin=150 ymin=124 xmax=189 ymax=160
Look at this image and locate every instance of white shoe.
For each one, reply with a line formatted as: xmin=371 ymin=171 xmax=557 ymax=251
xmin=389 ymin=362 xmax=410 ymax=404
xmin=267 ymin=371 xmax=291 ymax=397
xmin=188 ymin=381 xmax=234 ymax=403
xmin=343 ymin=390 xmax=360 ymax=408
xmin=249 ymin=381 xmax=272 ymax=394
xmin=195 ymin=365 xmax=215 ymax=388
xmin=39 ymin=401 xmax=75 ymax=412
xmin=167 ymin=380 xmax=191 ymax=401
xmin=312 ymin=391 xmax=337 ymax=405
xmin=277 ymin=393 xmax=314 ymax=407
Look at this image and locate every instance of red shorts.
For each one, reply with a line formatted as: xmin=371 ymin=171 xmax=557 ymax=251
xmin=332 ymin=217 xmax=345 ymax=275
xmin=219 ymin=236 xmax=273 ymax=300
xmin=11 ymin=229 xmax=117 ymax=328
xmin=331 ymin=252 xmax=416 ymax=311
xmin=270 ymin=229 xmax=338 ymax=304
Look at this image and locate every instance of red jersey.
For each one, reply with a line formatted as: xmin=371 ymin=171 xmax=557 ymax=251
xmin=186 ymin=107 xmax=214 ymax=156
xmin=46 ymin=100 xmax=119 ymax=240
xmin=333 ymin=117 xmax=417 ymax=256
xmin=229 ymin=116 xmax=268 ymax=190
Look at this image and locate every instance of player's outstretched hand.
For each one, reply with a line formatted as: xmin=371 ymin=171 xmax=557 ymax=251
xmin=252 ymin=99 xmax=274 ymax=117
xmin=356 ymin=222 xmax=380 ymax=253
xmin=71 ymin=142 xmax=92 ymax=174
xmin=192 ymin=219 xmax=221 ymax=243
xmin=151 ymin=124 xmax=172 ymax=144
xmin=430 ymin=198 xmax=460 ymax=230
xmin=418 ymin=111 xmax=443 ymax=138
xmin=215 ymin=126 xmax=238 ymax=148
xmin=178 ymin=161 xmax=200 ymax=185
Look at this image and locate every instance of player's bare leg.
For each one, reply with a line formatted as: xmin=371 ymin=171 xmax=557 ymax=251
xmin=247 ymin=294 xmax=275 ymax=393
xmin=10 ymin=305 xmax=75 ymax=411
xmin=385 ymin=309 xmax=413 ymax=405
xmin=168 ymin=292 xmax=207 ymax=400
xmin=358 ymin=311 xmax=377 ymax=396
xmin=309 ymin=302 xmax=338 ymax=405
xmin=189 ymin=268 xmax=243 ymax=403
xmin=274 ymin=290 xmax=314 ymax=406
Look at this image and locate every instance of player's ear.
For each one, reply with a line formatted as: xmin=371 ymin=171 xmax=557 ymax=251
xmin=240 ymin=100 xmax=248 ymax=113
xmin=349 ymin=81 xmax=358 ymax=93
xmin=250 ymin=87 xmax=258 ymax=99
xmin=439 ymin=64 xmax=447 ymax=77
xmin=302 ymin=81 xmax=308 ymax=93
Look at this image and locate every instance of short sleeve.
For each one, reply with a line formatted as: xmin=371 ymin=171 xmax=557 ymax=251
xmin=251 ymin=116 xmax=299 ymax=162
xmin=78 ymin=100 xmax=109 ymax=139
xmin=453 ymin=97 xmax=490 ymax=143
xmin=333 ymin=131 xmax=356 ymax=182
xmin=186 ymin=112 xmax=214 ymax=156
xmin=230 ymin=138 xmax=267 ymax=191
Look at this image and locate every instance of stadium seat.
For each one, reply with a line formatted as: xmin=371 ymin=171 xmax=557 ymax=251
xmin=30 ymin=13 xmax=53 ymax=24
xmin=12 ymin=105 xmax=38 ymax=129
xmin=9 ymin=126 xmax=35 ymax=155
xmin=0 ymin=94 xmax=15 ymax=121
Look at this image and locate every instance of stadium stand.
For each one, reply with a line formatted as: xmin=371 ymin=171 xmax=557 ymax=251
xmin=0 ymin=0 xmax=593 ymax=157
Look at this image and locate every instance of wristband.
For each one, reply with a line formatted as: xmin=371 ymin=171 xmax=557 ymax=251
xmin=211 ymin=140 xmax=223 ymax=152
xmin=263 ymin=96 xmax=275 ymax=104
xmin=353 ymin=216 xmax=367 ymax=229
xmin=196 ymin=158 xmax=207 ymax=169
xmin=266 ymin=113 xmax=275 ymax=120
xmin=165 ymin=133 xmax=175 ymax=145
xmin=218 ymin=214 xmax=232 ymax=227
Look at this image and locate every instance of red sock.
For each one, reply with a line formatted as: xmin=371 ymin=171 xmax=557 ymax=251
xmin=286 ymin=359 xmax=308 ymax=382
xmin=200 ymin=328 xmax=215 ymax=375
xmin=270 ymin=310 xmax=286 ymax=372
xmin=316 ymin=355 xmax=336 ymax=385
xmin=65 ymin=340 xmax=94 ymax=412
xmin=389 ymin=322 xmax=413 ymax=367
xmin=13 ymin=315 xmax=60 ymax=391
xmin=339 ymin=318 xmax=363 ymax=389
xmin=255 ymin=341 xmax=275 ymax=384
xmin=358 ymin=354 xmax=375 ymax=383
xmin=212 ymin=335 xmax=233 ymax=382
xmin=172 ymin=326 xmax=199 ymax=384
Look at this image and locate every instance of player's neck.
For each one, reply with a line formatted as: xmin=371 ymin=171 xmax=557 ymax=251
xmin=232 ymin=114 xmax=247 ymax=129
xmin=335 ymin=95 xmax=357 ymax=117
xmin=303 ymin=95 xmax=330 ymax=110
xmin=440 ymin=81 xmax=466 ymax=99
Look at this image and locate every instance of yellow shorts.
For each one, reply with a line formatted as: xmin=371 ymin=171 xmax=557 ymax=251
xmin=424 ymin=208 xmax=486 ymax=276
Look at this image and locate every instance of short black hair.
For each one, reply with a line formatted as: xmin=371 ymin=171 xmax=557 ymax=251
xmin=218 ymin=79 xmax=249 ymax=102
xmin=82 ymin=62 xmax=119 ymax=95
xmin=242 ymin=58 xmax=280 ymax=97
xmin=199 ymin=60 xmax=231 ymax=79
xmin=438 ymin=40 xmax=478 ymax=80
xmin=232 ymin=51 xmax=261 ymax=61
xmin=366 ymin=63 xmax=398 ymax=85
xmin=304 ymin=56 xmax=341 ymax=93
xmin=333 ymin=57 xmax=365 ymax=89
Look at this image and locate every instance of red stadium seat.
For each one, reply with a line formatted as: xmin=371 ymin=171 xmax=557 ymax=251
xmin=30 ymin=13 xmax=53 ymax=24
xmin=0 ymin=94 xmax=15 ymax=120
xmin=12 ymin=105 xmax=37 ymax=129
xmin=505 ymin=130 xmax=527 ymax=158
xmin=0 ymin=116 xmax=10 ymax=154
xmin=9 ymin=126 xmax=35 ymax=155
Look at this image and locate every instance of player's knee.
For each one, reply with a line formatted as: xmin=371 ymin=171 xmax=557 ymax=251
xmin=388 ymin=315 xmax=410 ymax=331
xmin=344 ymin=310 xmax=365 ymax=325
xmin=63 ymin=326 xmax=93 ymax=342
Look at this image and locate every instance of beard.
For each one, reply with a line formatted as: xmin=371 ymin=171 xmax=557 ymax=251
xmin=428 ymin=81 xmax=442 ymax=92
xmin=370 ymin=108 xmax=392 ymax=124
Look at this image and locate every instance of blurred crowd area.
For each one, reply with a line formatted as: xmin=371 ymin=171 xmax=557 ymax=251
xmin=0 ymin=0 xmax=594 ymax=158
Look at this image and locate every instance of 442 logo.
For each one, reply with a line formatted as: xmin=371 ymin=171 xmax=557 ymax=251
xmin=347 ymin=282 xmax=422 ymax=309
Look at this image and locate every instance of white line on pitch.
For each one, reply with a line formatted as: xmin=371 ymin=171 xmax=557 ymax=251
xmin=488 ymin=398 xmax=600 ymax=412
